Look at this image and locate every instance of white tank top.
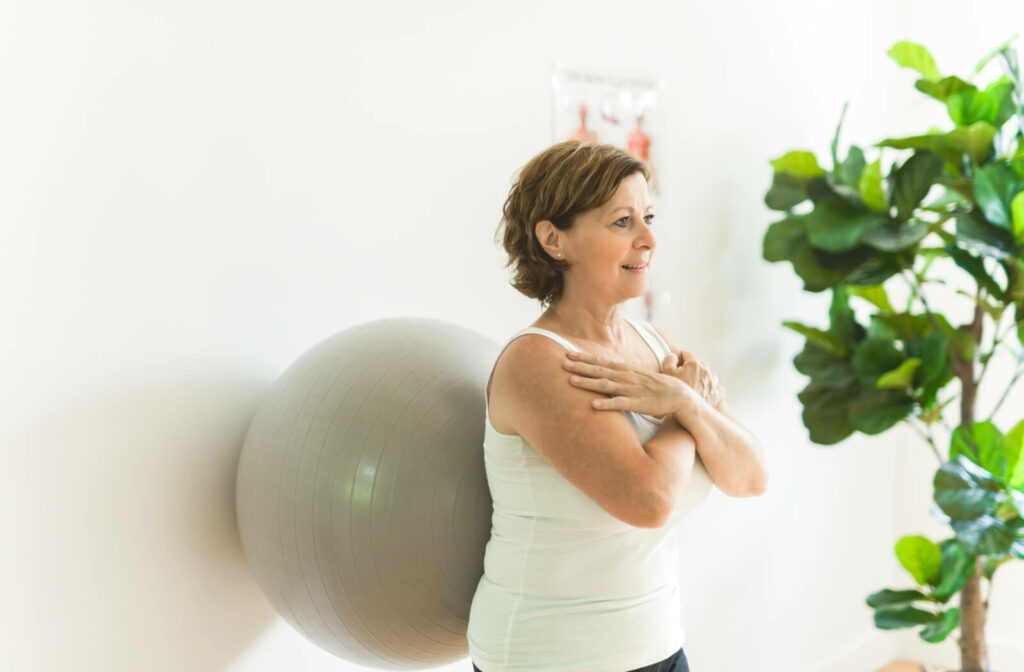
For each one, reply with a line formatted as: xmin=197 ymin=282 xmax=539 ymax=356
xmin=467 ymin=317 xmax=714 ymax=672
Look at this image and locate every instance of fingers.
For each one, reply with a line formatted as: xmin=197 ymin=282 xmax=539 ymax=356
xmin=591 ymin=396 xmax=633 ymax=411
xmin=563 ymin=356 xmax=627 ymax=381
xmin=567 ymin=374 xmax=623 ymax=395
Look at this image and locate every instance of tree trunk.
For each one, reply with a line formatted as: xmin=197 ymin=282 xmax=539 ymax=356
xmin=956 ymin=301 xmax=988 ymax=672
xmin=957 ymin=557 xmax=989 ymax=672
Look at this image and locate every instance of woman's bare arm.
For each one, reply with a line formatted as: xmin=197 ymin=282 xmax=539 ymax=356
xmin=653 ymin=326 xmax=767 ymax=498
xmin=673 ymin=396 xmax=766 ymax=497
xmin=641 ymin=417 xmax=698 ymax=523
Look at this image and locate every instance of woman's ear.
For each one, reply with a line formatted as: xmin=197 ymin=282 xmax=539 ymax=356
xmin=534 ymin=220 xmax=561 ymax=259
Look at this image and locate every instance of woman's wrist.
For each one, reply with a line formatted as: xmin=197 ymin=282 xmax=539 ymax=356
xmin=673 ymin=386 xmax=700 ymax=425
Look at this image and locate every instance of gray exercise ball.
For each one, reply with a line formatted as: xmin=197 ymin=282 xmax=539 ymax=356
xmin=235 ymin=317 xmax=499 ymax=669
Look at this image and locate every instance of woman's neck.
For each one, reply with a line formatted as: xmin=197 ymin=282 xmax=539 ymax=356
xmin=539 ymin=302 xmax=628 ymax=347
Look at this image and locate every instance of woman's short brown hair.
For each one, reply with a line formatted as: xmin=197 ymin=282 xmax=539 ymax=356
xmin=496 ymin=140 xmax=651 ymax=307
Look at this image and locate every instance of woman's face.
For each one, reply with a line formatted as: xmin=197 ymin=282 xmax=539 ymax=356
xmin=563 ymin=172 xmax=656 ymax=302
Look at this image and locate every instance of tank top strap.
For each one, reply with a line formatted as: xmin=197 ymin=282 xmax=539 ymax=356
xmin=485 ymin=327 xmax=580 ymax=418
xmin=503 ymin=327 xmax=581 ymax=353
xmin=622 ymin=317 xmax=672 ymax=364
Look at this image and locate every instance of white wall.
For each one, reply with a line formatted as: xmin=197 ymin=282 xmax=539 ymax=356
xmin=2 ymin=1 xmax=1022 ymax=671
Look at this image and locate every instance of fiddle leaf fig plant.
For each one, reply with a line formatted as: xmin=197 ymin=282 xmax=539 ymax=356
xmin=763 ymin=39 xmax=1024 ymax=672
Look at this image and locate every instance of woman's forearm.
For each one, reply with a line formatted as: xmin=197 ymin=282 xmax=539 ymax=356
xmin=674 ymin=396 xmax=766 ymax=497
xmin=642 ymin=417 xmax=698 ymax=521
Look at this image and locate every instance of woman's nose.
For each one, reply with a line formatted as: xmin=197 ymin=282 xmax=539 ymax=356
xmin=637 ymin=219 xmax=655 ymax=248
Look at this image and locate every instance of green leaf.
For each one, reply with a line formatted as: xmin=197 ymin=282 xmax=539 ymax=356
xmin=890 ymin=151 xmax=945 ymax=221
xmin=803 ymin=200 xmax=889 ymax=253
xmin=915 ymin=75 xmax=974 ymax=102
xmin=764 ymin=216 xmax=805 ymax=261
xmin=851 ymin=337 xmax=904 ymax=385
xmin=950 ymin=422 xmax=1007 ymax=477
xmin=949 ymin=325 xmax=977 ymax=363
xmin=841 ymin=253 xmax=907 ymax=286
xmin=839 ymin=146 xmax=867 ymax=189
xmin=934 ymin=455 xmax=1005 ymax=523
xmin=1009 ymin=259 xmax=1024 ymax=301
xmin=946 ymin=245 xmax=1005 ymax=299
xmin=866 ymin=588 xmax=928 ymax=609
xmin=946 ymin=84 xmax=998 ymax=127
xmin=798 ymin=380 xmax=858 ymax=445
xmin=861 ymin=221 xmax=929 ymax=252
xmin=859 ymin=159 xmax=888 ymax=212
xmin=793 ymin=343 xmax=858 ymax=387
xmin=770 ymin=151 xmax=825 ymax=178
xmin=985 ymin=76 xmax=1018 ymax=128
xmin=766 ymin=172 xmax=810 ymax=211
xmin=933 ymin=540 xmax=972 ymax=602
xmin=848 ymin=387 xmax=915 ymax=434
xmin=920 ymin=608 xmax=960 ymax=642
xmin=831 ymin=103 xmax=848 ymax=170
xmin=1011 ymin=191 xmax=1024 ymax=243
xmin=906 ymin=331 xmax=954 ymax=408
xmin=887 ymin=42 xmax=941 ymax=81
xmin=973 ymin=162 xmax=1024 ymax=229
xmin=951 ymin=514 xmax=1015 ymax=556
xmin=947 ymin=123 xmax=998 ymax=164
xmin=871 ymin=313 xmax=933 ymax=341
xmin=881 ymin=124 xmax=997 ymax=165
xmin=1017 ymin=301 xmax=1024 ymax=347
xmin=874 ymin=606 xmax=940 ymax=630
xmin=847 ymin=284 xmax=894 ymax=313
xmin=783 ymin=322 xmax=848 ymax=357
xmin=1011 ymin=537 xmax=1024 ymax=560
xmin=828 ymin=285 xmax=864 ymax=347
xmin=920 ymin=398 xmax=954 ymax=425
xmin=1006 ymin=419 xmax=1024 ymax=489
xmin=770 ymin=225 xmax=852 ymax=292
xmin=896 ymin=535 xmax=943 ymax=586
xmin=877 ymin=358 xmax=922 ymax=389
xmin=955 ymin=211 xmax=1015 ymax=259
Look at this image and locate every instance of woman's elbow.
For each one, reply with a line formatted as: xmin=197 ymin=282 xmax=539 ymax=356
xmin=744 ymin=473 xmax=769 ymax=497
xmin=730 ymin=467 xmax=768 ymax=498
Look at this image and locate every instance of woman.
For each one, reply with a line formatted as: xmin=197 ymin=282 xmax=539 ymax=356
xmin=467 ymin=140 xmax=767 ymax=672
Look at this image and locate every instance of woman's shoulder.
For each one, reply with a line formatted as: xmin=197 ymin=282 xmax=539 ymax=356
xmin=489 ymin=332 xmax=574 ymax=434
xmin=496 ymin=331 xmax=572 ymax=384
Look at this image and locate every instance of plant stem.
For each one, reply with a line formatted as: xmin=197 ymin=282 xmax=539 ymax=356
xmin=904 ymin=418 xmax=943 ymax=462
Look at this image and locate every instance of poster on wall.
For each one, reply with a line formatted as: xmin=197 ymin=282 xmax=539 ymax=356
xmin=550 ymin=64 xmax=668 ymax=322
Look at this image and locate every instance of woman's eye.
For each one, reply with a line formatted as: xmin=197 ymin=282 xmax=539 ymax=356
xmin=614 ymin=217 xmax=629 ymax=228
xmin=644 ymin=214 xmax=655 ymax=226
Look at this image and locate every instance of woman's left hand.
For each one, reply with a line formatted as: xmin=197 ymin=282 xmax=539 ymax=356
xmin=563 ymin=350 xmax=692 ymax=417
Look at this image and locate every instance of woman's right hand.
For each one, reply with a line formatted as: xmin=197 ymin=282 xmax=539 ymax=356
xmin=661 ymin=350 xmax=726 ymax=409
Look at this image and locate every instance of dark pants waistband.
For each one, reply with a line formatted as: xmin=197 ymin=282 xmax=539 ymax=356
xmin=471 ymin=646 xmax=690 ymax=672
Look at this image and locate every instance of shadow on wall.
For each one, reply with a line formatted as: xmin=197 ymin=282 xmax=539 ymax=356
xmin=15 ymin=373 xmax=278 ymax=671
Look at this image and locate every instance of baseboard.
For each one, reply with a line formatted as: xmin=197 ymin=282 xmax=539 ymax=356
xmin=811 ymin=630 xmax=896 ymax=672
xmin=811 ymin=631 xmax=1023 ymax=672
xmin=894 ymin=632 xmax=1024 ymax=671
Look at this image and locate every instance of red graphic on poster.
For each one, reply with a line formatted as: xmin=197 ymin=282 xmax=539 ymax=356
xmin=569 ymin=103 xmax=598 ymax=143
xmin=628 ymin=115 xmax=657 ymax=193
